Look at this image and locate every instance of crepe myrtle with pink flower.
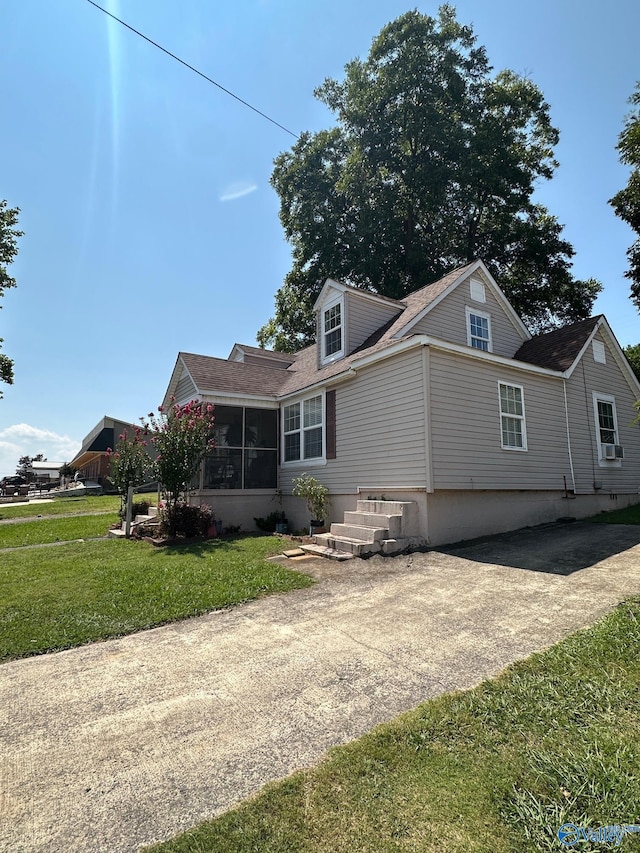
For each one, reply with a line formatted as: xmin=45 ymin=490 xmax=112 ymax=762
xmin=140 ymin=398 xmax=216 ymax=537
xmin=106 ymin=427 xmax=152 ymax=517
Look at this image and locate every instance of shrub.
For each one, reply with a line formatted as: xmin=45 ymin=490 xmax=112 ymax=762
xmin=118 ymin=499 xmax=152 ymax=522
xmin=254 ymin=510 xmax=287 ymax=532
xmin=158 ymin=503 xmax=214 ymax=539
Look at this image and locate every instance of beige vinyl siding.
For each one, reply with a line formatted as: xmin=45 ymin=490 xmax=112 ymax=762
xmin=279 ymin=348 xmax=427 ymax=494
xmin=565 ymin=332 xmax=640 ymax=493
xmin=410 ymin=276 xmax=528 ymax=357
xmin=175 ymin=372 xmax=197 ymax=404
xmin=345 ymin=292 xmax=400 ymax=354
xmin=430 ymin=349 xmax=571 ymax=490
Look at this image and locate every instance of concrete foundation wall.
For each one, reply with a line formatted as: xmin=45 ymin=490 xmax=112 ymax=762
xmin=194 ymin=485 xmax=639 ymax=544
xmin=426 ymin=489 xmax=640 ymax=546
xmin=195 ymin=492 xmax=280 ymax=533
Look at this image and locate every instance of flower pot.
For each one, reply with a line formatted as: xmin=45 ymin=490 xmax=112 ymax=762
xmin=309 ymin=520 xmax=326 ymax=536
xmin=275 ymin=521 xmax=288 ymax=534
xmin=207 ymin=524 xmax=218 ymax=538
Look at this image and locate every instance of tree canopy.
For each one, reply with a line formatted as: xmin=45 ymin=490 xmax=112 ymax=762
xmin=16 ymin=454 xmax=46 ymax=481
xmin=624 ymin=344 xmax=640 ymax=381
xmin=610 ymin=83 xmax=640 ymax=311
xmin=259 ymin=6 xmax=600 ymax=352
xmin=0 ymin=199 xmax=23 ymax=394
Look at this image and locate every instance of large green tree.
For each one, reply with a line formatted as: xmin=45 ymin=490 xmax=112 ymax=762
xmin=0 ymin=199 xmax=23 ymax=394
xmin=259 ymin=7 xmax=600 ymax=352
xmin=623 ymin=343 xmax=640 ymax=381
xmin=16 ymin=453 xmax=46 ymax=482
xmin=610 ymin=83 xmax=640 ymax=311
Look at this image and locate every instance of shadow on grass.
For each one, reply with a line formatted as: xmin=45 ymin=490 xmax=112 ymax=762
xmin=154 ymin=535 xmax=275 ymax=560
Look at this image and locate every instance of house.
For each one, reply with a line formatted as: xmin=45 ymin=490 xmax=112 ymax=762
xmin=29 ymin=461 xmax=65 ymax=487
xmin=162 ymin=260 xmax=640 ymax=550
xmin=71 ymin=416 xmax=151 ymax=489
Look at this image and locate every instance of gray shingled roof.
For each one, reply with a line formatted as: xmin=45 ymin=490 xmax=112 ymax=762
xmin=180 ymin=352 xmax=290 ymax=397
xmin=181 ymin=263 xmax=581 ymax=400
xmin=231 ymin=343 xmax=295 ymax=365
xmin=514 ymin=316 xmax=601 ymax=372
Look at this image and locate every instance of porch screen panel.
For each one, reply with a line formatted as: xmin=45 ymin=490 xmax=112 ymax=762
xmin=204 ymin=406 xmax=277 ymax=489
xmin=203 ymin=449 xmax=242 ymax=489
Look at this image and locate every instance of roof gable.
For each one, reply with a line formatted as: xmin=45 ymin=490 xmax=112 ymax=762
xmin=393 ymin=260 xmax=531 ymax=342
xmin=228 ymin=343 xmax=295 ymax=367
xmin=164 ymin=352 xmax=294 ymax=404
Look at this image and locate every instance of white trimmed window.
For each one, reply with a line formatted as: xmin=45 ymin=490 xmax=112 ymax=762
xmin=283 ymin=394 xmax=324 ymax=462
xmin=592 ymin=392 xmax=621 ymax=463
xmin=466 ymin=307 xmax=492 ymax=352
xmin=499 ymin=382 xmax=527 ymax=450
xmin=321 ymin=297 xmax=344 ymax=363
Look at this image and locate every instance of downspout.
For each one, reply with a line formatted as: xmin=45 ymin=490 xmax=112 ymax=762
xmin=562 ymin=378 xmax=576 ymax=494
xmin=422 ymin=346 xmax=433 ymax=493
xmin=421 ymin=345 xmax=433 ymax=546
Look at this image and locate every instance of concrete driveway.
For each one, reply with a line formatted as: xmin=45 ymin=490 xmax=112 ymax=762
xmin=2 ymin=521 xmax=640 ymax=853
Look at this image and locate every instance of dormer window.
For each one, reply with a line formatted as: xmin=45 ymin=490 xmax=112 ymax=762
xmin=322 ymin=297 xmax=344 ymax=363
xmin=466 ymin=307 xmax=492 ymax=352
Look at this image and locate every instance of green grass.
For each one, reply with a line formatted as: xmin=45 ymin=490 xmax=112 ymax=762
xmin=589 ymin=503 xmax=640 ymax=524
xmin=145 ymin=598 xmax=640 ymax=853
xmin=0 ymin=513 xmax=119 ymax=547
xmin=0 ymin=536 xmax=312 ymax=661
xmin=0 ymin=494 xmax=121 ymax=519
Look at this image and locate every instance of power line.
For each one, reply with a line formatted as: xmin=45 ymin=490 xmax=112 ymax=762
xmin=83 ymin=0 xmax=299 ymax=139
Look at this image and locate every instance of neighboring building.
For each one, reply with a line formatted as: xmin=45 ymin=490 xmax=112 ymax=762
xmin=71 ymin=416 xmax=148 ymax=488
xmin=162 ymin=260 xmax=640 ymax=546
xmin=29 ymin=461 xmax=65 ymax=486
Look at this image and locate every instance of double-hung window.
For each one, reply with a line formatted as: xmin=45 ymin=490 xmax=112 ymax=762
xmin=466 ymin=307 xmax=491 ymax=351
xmin=592 ymin=392 xmax=620 ymax=463
xmin=499 ymin=382 xmax=527 ymax=450
xmin=322 ymin=298 xmax=344 ymax=363
xmin=283 ymin=394 xmax=324 ymax=462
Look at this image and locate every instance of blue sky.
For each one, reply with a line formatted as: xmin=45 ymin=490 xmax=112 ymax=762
xmin=1 ymin=0 xmax=639 ymax=476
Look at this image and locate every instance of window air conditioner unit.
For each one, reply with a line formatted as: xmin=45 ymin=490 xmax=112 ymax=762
xmin=615 ymin=445 xmax=625 ymax=459
xmin=603 ymin=444 xmax=618 ymax=460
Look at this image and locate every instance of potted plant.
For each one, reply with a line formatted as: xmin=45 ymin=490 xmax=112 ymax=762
xmin=292 ymin=473 xmax=330 ymax=535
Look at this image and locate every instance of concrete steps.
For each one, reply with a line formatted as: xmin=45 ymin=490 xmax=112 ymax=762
xmin=343 ymin=511 xmax=403 ymax=537
xmin=107 ymin=509 xmax=159 ymax=539
xmin=328 ymin=523 xmax=388 ymax=543
xmin=301 ymin=499 xmax=424 ymax=559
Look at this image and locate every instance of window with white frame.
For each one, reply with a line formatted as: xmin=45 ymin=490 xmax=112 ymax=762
xmin=466 ymin=307 xmax=492 ymax=351
xmin=499 ymin=382 xmax=527 ymax=450
xmin=322 ymin=298 xmax=344 ymax=363
xmin=283 ymin=394 xmax=324 ymax=462
xmin=592 ymin=392 xmax=619 ymax=461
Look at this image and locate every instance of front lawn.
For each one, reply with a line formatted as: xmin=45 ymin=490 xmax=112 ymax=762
xmin=145 ymin=598 xmax=640 ymax=853
xmin=0 ymin=513 xmax=119 ymax=548
xmin=0 ymin=537 xmax=312 ymax=662
xmin=0 ymin=494 xmax=121 ymax=520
